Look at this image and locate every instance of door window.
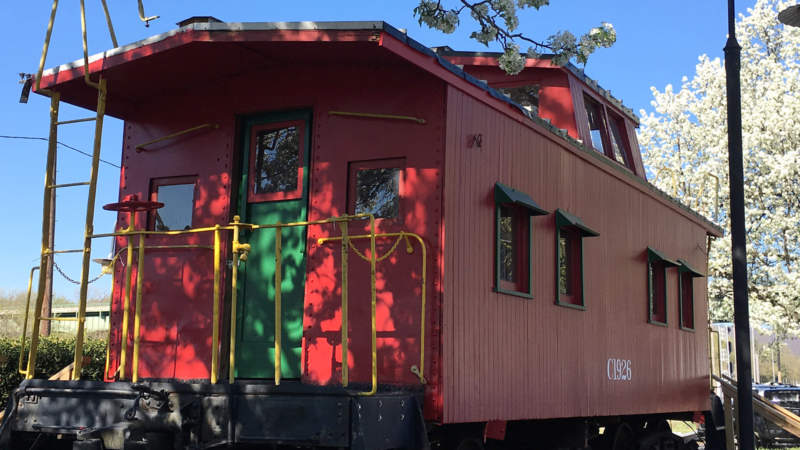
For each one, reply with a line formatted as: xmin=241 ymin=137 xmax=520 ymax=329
xmin=248 ymin=121 xmax=305 ymax=202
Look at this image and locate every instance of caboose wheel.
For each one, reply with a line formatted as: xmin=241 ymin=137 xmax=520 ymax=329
xmin=610 ymin=422 xmax=635 ymax=450
xmin=454 ymin=437 xmax=485 ymax=450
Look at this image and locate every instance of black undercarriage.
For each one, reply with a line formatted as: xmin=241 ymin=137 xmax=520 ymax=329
xmin=0 ymin=379 xmax=427 ymax=450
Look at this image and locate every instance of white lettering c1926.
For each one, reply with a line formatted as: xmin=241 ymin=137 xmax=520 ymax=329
xmin=607 ymin=358 xmax=632 ymax=381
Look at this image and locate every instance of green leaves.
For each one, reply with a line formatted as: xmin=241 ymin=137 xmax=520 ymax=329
xmin=0 ymin=336 xmax=107 ymax=406
xmin=414 ymin=0 xmax=616 ymax=74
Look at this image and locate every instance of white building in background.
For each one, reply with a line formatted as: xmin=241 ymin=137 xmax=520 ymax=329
xmin=0 ymin=304 xmax=110 ymax=337
xmin=712 ymin=322 xmax=760 ymax=383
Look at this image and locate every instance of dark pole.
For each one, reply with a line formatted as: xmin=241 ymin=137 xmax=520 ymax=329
xmin=724 ymin=0 xmax=754 ymax=448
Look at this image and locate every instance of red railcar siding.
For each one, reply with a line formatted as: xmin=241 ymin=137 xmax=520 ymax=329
xmin=442 ymin=86 xmax=711 ymax=423
xmin=441 ymin=63 xmax=579 ymax=140
xmin=106 ymin=55 xmax=445 ymax=400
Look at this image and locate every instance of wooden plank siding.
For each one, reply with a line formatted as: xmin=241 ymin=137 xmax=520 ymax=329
xmin=442 ymin=86 xmax=711 ymax=423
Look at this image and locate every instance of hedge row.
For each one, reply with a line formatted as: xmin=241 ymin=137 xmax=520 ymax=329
xmin=0 ymin=337 xmax=106 ymax=406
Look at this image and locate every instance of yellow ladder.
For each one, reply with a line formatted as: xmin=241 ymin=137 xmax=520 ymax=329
xmin=21 ymin=0 xmax=115 ymax=381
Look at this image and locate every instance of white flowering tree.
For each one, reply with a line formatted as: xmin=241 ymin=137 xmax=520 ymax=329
xmin=640 ymin=0 xmax=800 ymax=338
xmin=413 ymin=0 xmax=615 ymax=73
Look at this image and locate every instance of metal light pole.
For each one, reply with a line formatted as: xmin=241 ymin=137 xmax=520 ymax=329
xmin=724 ymin=0 xmax=754 ymax=448
xmin=779 ymin=4 xmax=800 ymax=27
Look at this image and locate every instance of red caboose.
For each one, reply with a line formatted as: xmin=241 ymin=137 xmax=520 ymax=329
xmin=3 ymin=17 xmax=721 ymax=450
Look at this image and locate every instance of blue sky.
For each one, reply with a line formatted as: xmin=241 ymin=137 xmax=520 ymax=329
xmin=0 ymin=1 xmax=751 ymax=299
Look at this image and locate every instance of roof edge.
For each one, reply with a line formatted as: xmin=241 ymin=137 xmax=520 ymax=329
xmin=431 ymin=48 xmax=637 ymax=124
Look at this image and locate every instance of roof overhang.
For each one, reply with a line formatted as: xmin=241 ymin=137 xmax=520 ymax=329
xmin=35 ymin=21 xmax=405 ymax=117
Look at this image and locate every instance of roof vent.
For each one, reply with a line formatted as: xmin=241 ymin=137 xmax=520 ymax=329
xmin=177 ymin=16 xmax=223 ymax=27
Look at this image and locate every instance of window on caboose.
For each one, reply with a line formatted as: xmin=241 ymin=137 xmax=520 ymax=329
xmin=647 ymin=247 xmax=679 ymax=326
xmin=348 ymin=158 xmax=405 ymax=219
xmin=555 ymin=209 xmax=599 ymax=309
xmin=248 ymin=121 xmax=305 ymax=202
xmin=583 ymin=94 xmax=607 ymax=155
xmin=149 ymin=176 xmax=197 ymax=231
xmin=607 ymin=112 xmax=633 ymax=168
xmin=582 ymin=93 xmax=635 ymax=172
xmin=494 ymin=183 xmax=548 ymax=298
xmin=678 ymin=259 xmax=704 ymax=331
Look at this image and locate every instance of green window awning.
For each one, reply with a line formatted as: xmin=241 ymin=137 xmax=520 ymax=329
xmin=494 ymin=183 xmax=548 ymax=216
xmin=647 ymin=247 xmax=679 ymax=267
xmin=678 ymin=258 xmax=705 ymax=277
xmin=555 ymin=209 xmax=599 ymax=237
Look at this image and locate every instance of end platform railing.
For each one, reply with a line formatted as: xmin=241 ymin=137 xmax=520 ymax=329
xmin=19 ymin=213 xmax=428 ymax=397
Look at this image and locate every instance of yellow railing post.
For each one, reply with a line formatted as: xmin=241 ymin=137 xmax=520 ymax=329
xmin=98 ymin=0 xmax=118 ymax=48
xmin=26 ymin=92 xmax=60 ymax=380
xmin=317 ymin=228 xmax=428 ymax=388
xmin=131 ymin=234 xmax=146 ymax=382
xmin=17 ymin=267 xmax=40 ymax=376
xmin=35 ymin=0 xmax=59 ymax=93
xmin=229 ymin=217 xmax=244 ymax=383
xmin=412 ymin=234 xmax=427 ymax=384
xmin=364 ymin=215 xmax=378 ymax=395
xmin=103 ymin=256 xmax=118 ymax=379
xmin=118 ymin=223 xmax=136 ymax=380
xmin=339 ymin=221 xmax=349 ymax=386
xmin=72 ymin=77 xmax=107 ymax=380
xmin=211 ymin=226 xmax=221 ymax=384
xmin=274 ymin=225 xmax=282 ymax=385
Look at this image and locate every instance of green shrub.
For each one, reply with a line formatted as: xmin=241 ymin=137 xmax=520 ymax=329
xmin=0 ymin=336 xmax=107 ymax=406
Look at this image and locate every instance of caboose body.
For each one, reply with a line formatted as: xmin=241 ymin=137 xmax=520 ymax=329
xmin=2 ymin=18 xmax=722 ymax=450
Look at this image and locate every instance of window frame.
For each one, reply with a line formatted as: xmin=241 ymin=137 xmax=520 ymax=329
xmin=347 ymin=158 xmax=406 ymax=221
xmin=607 ymin=112 xmax=634 ymax=168
xmin=581 ymin=91 xmax=635 ymax=172
xmin=493 ymin=183 xmax=548 ymax=299
xmin=148 ymin=175 xmax=198 ymax=231
xmin=247 ymin=119 xmax=306 ymax=203
xmin=678 ymin=259 xmax=704 ymax=332
xmin=582 ymin=93 xmax=610 ymax=156
xmin=646 ymin=247 xmax=679 ymax=326
xmin=554 ymin=209 xmax=599 ymax=310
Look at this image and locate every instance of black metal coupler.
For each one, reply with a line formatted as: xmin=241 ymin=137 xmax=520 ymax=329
xmin=0 ymin=380 xmax=428 ymax=449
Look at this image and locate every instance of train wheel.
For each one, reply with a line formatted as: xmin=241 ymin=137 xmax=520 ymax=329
xmin=453 ymin=437 xmax=485 ymax=450
xmin=609 ymin=423 xmax=635 ymax=450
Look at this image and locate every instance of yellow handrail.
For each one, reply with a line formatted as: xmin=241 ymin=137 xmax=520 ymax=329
xmin=118 ymin=223 xmax=135 ymax=380
xmin=131 ymin=234 xmax=145 ymax=382
xmin=318 ymin=231 xmax=428 ymax=385
xmin=99 ymin=214 xmax=375 ymax=385
xmin=25 ymin=92 xmax=60 ymax=380
xmin=99 ymin=0 xmax=118 ymax=48
xmin=339 ymin=222 xmax=349 ymax=386
xmin=211 ymin=226 xmax=221 ymax=384
xmin=137 ymin=0 xmax=159 ymax=27
xmin=34 ymin=0 xmax=59 ymax=94
xmin=228 ymin=217 xmax=245 ymax=383
xmin=135 ymin=124 xmax=219 ymax=152
xmin=329 ymin=110 xmax=427 ymax=125
xmin=25 ymin=211 xmax=419 ymax=393
xmin=274 ymin=226 xmax=283 ymax=385
xmin=17 ymin=267 xmax=40 ymax=376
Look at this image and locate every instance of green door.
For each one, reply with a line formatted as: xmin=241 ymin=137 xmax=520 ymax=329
xmin=235 ymin=111 xmax=311 ymax=379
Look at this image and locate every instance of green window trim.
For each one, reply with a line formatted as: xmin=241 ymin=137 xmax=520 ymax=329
xmin=677 ymin=258 xmax=704 ymax=277
xmin=646 ymin=247 xmax=679 ymax=326
xmin=494 ymin=183 xmax=548 ymax=299
xmin=555 ymin=209 xmax=599 ymax=310
xmin=494 ymin=182 xmax=549 ymax=215
xmin=677 ymin=258 xmax=704 ymax=331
